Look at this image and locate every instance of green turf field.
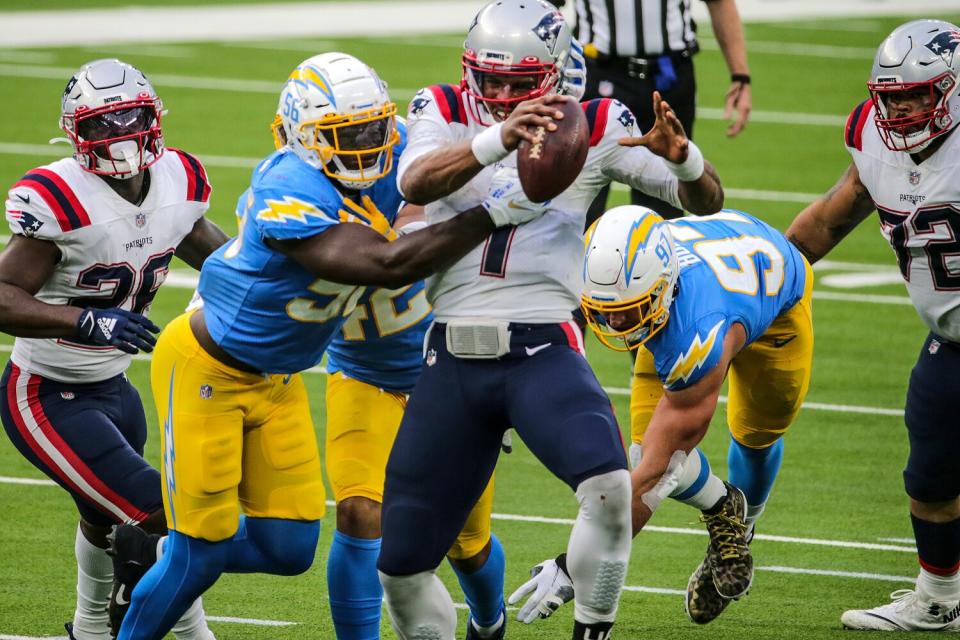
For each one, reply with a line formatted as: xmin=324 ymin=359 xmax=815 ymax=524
xmin=1 ymin=9 xmax=958 ymax=639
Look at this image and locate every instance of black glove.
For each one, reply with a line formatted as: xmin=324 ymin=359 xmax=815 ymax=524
xmin=76 ymin=308 xmax=161 ymax=355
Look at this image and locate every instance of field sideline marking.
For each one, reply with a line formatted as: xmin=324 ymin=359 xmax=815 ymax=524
xmin=0 ymin=612 xmax=298 ymax=640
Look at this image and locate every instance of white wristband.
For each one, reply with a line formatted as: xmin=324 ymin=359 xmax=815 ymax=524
xmin=663 ymin=140 xmax=705 ymax=182
xmin=471 ymin=122 xmax=509 ymax=166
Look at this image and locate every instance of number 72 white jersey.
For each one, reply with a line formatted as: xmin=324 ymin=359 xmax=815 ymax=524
xmin=846 ymin=99 xmax=960 ymax=342
xmin=4 ymin=150 xmax=209 ymax=383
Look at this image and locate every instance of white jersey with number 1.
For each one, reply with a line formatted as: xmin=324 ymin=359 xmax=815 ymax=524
xmin=398 ymin=84 xmax=682 ymax=323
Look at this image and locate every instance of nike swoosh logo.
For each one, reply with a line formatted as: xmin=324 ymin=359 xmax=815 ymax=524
xmin=772 ymin=335 xmax=797 ymax=348
xmin=115 ymin=584 xmax=129 ymax=606
xmin=525 ymin=343 xmax=551 ymax=356
xmin=15 ymin=193 xmax=30 ymax=204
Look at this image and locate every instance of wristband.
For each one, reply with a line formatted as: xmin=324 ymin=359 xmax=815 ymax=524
xmin=663 ymin=140 xmax=705 ymax=182
xmin=731 ymin=73 xmax=751 ymax=85
xmin=471 ymin=122 xmax=509 ymax=166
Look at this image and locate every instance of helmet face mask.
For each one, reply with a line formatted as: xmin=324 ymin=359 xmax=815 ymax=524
xmin=581 ymin=206 xmax=679 ymax=352
xmin=275 ymin=53 xmax=399 ymax=190
xmin=461 ymin=0 xmax=573 ymax=125
xmin=60 ymin=59 xmax=164 ymax=179
xmin=869 ymin=20 xmax=960 ymax=152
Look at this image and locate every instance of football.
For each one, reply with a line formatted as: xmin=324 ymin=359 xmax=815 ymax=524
xmin=517 ymin=98 xmax=590 ymax=203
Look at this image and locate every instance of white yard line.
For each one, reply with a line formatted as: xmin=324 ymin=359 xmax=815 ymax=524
xmin=205 ymin=616 xmax=296 ymax=627
xmin=758 ymin=566 xmax=915 ymax=583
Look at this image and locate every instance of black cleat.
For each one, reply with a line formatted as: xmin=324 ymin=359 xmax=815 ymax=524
xmin=64 ymin=622 xmax=78 ymax=640
xmin=465 ymin=606 xmax=506 ymax=640
xmin=105 ymin=524 xmax=161 ymax=637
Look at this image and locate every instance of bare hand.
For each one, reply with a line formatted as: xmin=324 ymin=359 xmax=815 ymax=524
xmin=500 ymin=94 xmax=570 ymax=151
xmin=723 ymin=81 xmax=751 ymax=137
xmin=618 ymin=91 xmax=689 ymax=163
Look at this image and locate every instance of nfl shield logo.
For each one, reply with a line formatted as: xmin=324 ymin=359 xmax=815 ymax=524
xmin=135 ymin=212 xmax=147 ymax=228
xmin=199 ymin=384 xmax=214 ymax=399
xmin=909 ymin=170 xmax=921 ymax=186
xmin=426 ymin=349 xmax=437 ymax=367
xmin=929 ymin=339 xmax=941 ymax=355
xmin=60 ymin=391 xmax=75 ymax=400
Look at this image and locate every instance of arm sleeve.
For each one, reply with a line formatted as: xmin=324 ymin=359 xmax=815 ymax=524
xmin=596 ymin=100 xmax=682 ymax=209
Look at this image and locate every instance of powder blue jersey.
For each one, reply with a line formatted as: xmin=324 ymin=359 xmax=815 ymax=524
xmin=198 ymin=132 xmax=406 ymax=374
xmin=647 ymin=211 xmax=809 ymax=391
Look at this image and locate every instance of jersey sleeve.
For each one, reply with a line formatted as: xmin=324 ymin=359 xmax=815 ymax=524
xmin=587 ymin=99 xmax=683 ymax=209
xmin=656 ymin=314 xmax=728 ymax=391
xmin=397 ymin=85 xmax=462 ymax=191
xmin=844 ymin=99 xmax=873 ymax=153
xmin=168 ymin=148 xmax=212 ymax=221
xmin=5 ymin=168 xmax=90 ymax=242
xmin=249 ymin=183 xmax=341 ymax=241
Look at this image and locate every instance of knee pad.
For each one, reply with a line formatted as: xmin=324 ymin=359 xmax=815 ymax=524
xmin=569 ymin=470 xmax=632 ymax=621
xmin=379 ymin=570 xmax=457 ymax=640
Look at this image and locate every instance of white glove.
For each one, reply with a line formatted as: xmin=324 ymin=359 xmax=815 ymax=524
xmin=481 ymin=167 xmax=550 ymax=228
xmin=507 ymin=554 xmax=574 ymax=624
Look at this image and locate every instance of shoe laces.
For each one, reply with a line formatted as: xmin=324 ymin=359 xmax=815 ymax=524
xmin=886 ymin=589 xmax=920 ymax=612
xmin=701 ymin=511 xmax=749 ymax=561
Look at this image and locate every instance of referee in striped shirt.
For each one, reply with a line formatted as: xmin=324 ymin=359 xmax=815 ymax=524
xmin=562 ymin=0 xmax=751 ymax=220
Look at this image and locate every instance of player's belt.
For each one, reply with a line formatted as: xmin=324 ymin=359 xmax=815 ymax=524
xmin=433 ymin=320 xmax=582 ymax=360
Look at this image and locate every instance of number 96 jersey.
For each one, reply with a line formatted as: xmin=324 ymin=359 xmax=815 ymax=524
xmin=845 ymin=99 xmax=960 ymax=342
xmin=199 ymin=146 xmax=405 ymax=374
xmin=4 ymin=150 xmax=210 ymax=383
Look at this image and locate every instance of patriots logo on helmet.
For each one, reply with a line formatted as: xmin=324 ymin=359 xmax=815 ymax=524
xmin=410 ymin=95 xmax=432 ymax=116
xmin=532 ymin=12 xmax=565 ymax=55
xmin=62 ymin=75 xmax=78 ymax=97
xmin=8 ymin=210 xmax=44 ymax=237
xmin=925 ymin=30 xmax=960 ymax=66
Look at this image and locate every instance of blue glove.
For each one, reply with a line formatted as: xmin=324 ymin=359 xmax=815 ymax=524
xmin=75 ymin=308 xmax=161 ymax=355
xmin=654 ymin=55 xmax=677 ymax=93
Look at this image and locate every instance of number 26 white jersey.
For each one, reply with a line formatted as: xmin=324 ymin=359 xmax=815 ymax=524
xmin=4 ymin=149 xmax=210 ymax=382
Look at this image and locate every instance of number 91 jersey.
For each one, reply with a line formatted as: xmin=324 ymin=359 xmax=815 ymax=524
xmin=845 ymin=100 xmax=960 ymax=342
xmin=198 ymin=145 xmax=405 ymax=375
xmin=4 ymin=151 xmax=210 ymax=383
xmin=646 ymin=211 xmax=809 ymax=391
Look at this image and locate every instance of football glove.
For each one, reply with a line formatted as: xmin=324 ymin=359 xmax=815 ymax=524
xmin=507 ymin=553 xmax=574 ymax=624
xmin=481 ymin=167 xmax=550 ymax=228
xmin=338 ymin=195 xmax=398 ymax=240
xmin=75 ymin=307 xmax=161 ymax=355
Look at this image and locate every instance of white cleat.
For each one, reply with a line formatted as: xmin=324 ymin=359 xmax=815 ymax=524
xmin=841 ymin=589 xmax=960 ymax=631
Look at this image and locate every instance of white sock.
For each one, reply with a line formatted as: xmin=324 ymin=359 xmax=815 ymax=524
xmin=918 ymin=569 xmax=960 ymax=602
xmin=746 ymin=503 xmax=766 ymax=528
xmin=568 ymin=469 xmax=632 ymax=624
xmin=379 ymin=570 xmax=457 ymax=640
xmin=72 ymin=524 xmax=113 ymax=640
xmin=172 ymin=597 xmax=216 ymax=640
xmin=470 ymin=611 xmax=504 ymax=638
xmin=667 ymin=449 xmax=727 ymax=511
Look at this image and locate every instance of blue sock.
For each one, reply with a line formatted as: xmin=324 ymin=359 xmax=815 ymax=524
xmin=327 ymin=531 xmax=383 ymax=640
xmin=449 ymin=534 xmax=505 ymax=628
xmin=727 ymin=437 xmax=784 ymax=506
xmin=119 ymin=530 xmax=229 ymax=640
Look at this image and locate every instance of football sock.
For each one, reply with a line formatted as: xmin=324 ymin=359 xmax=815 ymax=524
xmin=171 ymin=597 xmax=215 ymax=640
xmin=449 ymin=534 xmax=506 ymax=629
xmin=727 ymin=436 xmax=784 ymax=507
xmin=72 ymin=524 xmax=112 ymax=640
xmin=668 ymin=448 xmax=727 ymax=511
xmin=567 ymin=470 xmax=631 ymax=624
xmin=913 ymin=514 xmax=960 ymax=600
xmin=380 ymin=570 xmax=457 ymax=640
xmin=327 ymin=531 xmax=383 ymax=640
xmin=572 ymin=620 xmax=614 ymax=640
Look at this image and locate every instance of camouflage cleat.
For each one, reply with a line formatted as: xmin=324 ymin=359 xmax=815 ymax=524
xmin=105 ymin=524 xmax=161 ymax=637
xmin=700 ymin=481 xmax=753 ymax=599
xmin=685 ymin=556 xmax=732 ymax=625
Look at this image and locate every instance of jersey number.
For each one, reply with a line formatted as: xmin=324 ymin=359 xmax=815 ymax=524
xmin=287 ymin=279 xmax=364 ymax=324
xmin=479 ymin=225 xmax=518 ymax=278
xmin=340 ymin=285 xmax=432 ymax=341
xmin=68 ymin=251 xmax=176 ymax=313
xmin=879 ymin=204 xmax=960 ymax=290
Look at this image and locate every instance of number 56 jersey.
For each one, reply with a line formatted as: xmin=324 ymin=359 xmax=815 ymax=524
xmin=845 ymin=100 xmax=960 ymax=342
xmin=4 ymin=150 xmax=211 ymax=383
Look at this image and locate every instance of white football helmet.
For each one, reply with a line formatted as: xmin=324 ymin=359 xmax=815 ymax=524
xmin=59 ymin=59 xmax=164 ymax=178
xmin=868 ymin=19 xmax=960 ymax=152
xmin=581 ymin=206 xmax=679 ymax=351
xmin=461 ymin=0 xmax=575 ymax=124
xmin=272 ymin=52 xmax=399 ymax=190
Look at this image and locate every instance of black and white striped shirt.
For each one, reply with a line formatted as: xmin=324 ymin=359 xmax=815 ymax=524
xmin=573 ymin=0 xmax=701 ymax=58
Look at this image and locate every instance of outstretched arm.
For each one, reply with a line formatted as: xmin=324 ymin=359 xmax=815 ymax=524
xmin=706 ymin=0 xmax=752 ymax=137
xmin=785 ymin=163 xmax=875 ymax=264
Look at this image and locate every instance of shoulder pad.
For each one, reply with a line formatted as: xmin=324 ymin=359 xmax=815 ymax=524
xmin=11 ymin=167 xmax=91 ymax=233
xmin=844 ymin=100 xmax=873 ymax=151
xmin=414 ymin=84 xmax=468 ymax=125
xmin=582 ymin=98 xmax=616 ymax=147
xmin=168 ymin=148 xmax=212 ymax=203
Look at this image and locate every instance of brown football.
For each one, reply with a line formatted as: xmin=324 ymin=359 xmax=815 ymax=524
xmin=517 ymin=98 xmax=590 ymax=203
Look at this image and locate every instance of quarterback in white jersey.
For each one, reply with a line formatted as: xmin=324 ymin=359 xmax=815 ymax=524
xmin=0 ymin=59 xmax=226 ymax=640
xmin=787 ymin=20 xmax=960 ymax=633
xmin=375 ymin=3 xmax=724 ymax=640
